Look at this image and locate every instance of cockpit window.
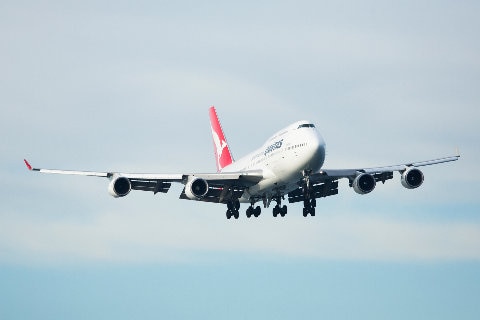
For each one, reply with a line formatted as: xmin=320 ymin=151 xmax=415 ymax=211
xmin=297 ymin=124 xmax=315 ymax=129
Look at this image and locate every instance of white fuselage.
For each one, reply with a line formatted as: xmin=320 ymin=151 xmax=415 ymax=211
xmin=221 ymin=121 xmax=326 ymax=203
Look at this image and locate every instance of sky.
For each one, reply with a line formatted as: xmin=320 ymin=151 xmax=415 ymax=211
xmin=1 ymin=0 xmax=479 ymax=319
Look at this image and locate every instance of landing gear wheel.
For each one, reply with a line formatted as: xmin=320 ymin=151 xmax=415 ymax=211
xmin=226 ymin=199 xmax=241 ymax=220
xmin=303 ymin=207 xmax=309 ymax=217
xmin=246 ymin=207 xmax=253 ymax=218
xmin=273 ymin=205 xmax=279 ymax=217
xmin=272 ymin=196 xmax=287 ymax=217
xmin=254 ymin=206 xmax=261 ymax=217
xmin=281 ymin=205 xmax=287 ymax=217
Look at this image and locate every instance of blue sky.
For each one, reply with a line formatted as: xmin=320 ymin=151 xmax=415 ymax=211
xmin=1 ymin=1 xmax=479 ymax=319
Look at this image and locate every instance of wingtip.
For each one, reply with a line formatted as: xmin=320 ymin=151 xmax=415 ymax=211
xmin=24 ymin=159 xmax=32 ymax=170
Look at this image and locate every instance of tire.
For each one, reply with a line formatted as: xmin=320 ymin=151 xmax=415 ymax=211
xmin=303 ymin=207 xmax=308 ymax=217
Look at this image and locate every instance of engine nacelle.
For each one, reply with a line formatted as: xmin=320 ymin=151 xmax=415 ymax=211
xmin=352 ymin=173 xmax=376 ymax=195
xmin=184 ymin=177 xmax=209 ymax=200
xmin=401 ymin=167 xmax=424 ymax=189
xmin=108 ymin=175 xmax=131 ymax=197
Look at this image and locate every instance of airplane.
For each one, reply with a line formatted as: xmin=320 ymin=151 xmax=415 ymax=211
xmin=24 ymin=106 xmax=459 ymax=219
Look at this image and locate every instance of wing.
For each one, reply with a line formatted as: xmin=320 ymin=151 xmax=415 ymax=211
xmin=316 ymin=154 xmax=460 ymax=180
xmin=23 ymin=159 xmax=263 ymax=202
xmin=287 ymin=154 xmax=460 ymax=204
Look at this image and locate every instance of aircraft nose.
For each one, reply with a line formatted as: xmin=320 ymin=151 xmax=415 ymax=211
xmin=307 ymin=131 xmax=326 ymax=170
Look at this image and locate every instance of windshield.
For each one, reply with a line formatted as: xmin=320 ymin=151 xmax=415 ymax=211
xmin=297 ymin=124 xmax=315 ymax=129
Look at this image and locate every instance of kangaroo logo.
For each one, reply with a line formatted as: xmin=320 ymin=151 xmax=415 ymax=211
xmin=211 ymin=126 xmax=228 ymax=169
xmin=209 ymin=106 xmax=234 ymax=172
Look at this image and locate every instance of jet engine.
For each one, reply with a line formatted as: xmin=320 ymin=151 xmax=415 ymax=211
xmin=352 ymin=173 xmax=376 ymax=195
xmin=401 ymin=167 xmax=424 ymax=189
xmin=185 ymin=177 xmax=209 ymax=200
xmin=108 ymin=175 xmax=131 ymax=197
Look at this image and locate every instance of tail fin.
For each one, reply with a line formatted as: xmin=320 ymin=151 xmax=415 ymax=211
xmin=209 ymin=106 xmax=234 ymax=172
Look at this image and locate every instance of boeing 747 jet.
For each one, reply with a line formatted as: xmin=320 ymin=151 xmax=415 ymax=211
xmin=25 ymin=107 xmax=459 ymax=219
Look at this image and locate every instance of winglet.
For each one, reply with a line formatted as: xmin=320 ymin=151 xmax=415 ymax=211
xmin=209 ymin=106 xmax=234 ymax=172
xmin=24 ymin=159 xmax=32 ymax=171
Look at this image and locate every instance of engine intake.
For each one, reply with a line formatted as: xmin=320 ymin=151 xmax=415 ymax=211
xmin=185 ymin=177 xmax=209 ymax=199
xmin=108 ymin=175 xmax=131 ymax=197
xmin=401 ymin=167 xmax=424 ymax=189
xmin=352 ymin=173 xmax=376 ymax=195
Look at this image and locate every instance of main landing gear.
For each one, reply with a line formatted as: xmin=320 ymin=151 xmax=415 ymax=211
xmin=302 ymin=170 xmax=317 ymax=217
xmin=246 ymin=203 xmax=261 ymax=218
xmin=272 ymin=197 xmax=287 ymax=217
xmin=225 ymin=189 xmax=316 ymax=219
xmin=303 ymin=199 xmax=316 ymax=217
xmin=273 ymin=204 xmax=288 ymax=217
xmin=227 ymin=199 xmax=262 ymax=219
xmin=226 ymin=199 xmax=240 ymax=219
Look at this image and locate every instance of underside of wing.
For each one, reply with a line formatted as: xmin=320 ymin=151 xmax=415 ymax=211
xmin=317 ymin=155 xmax=460 ymax=181
xmin=24 ymin=159 xmax=263 ymax=201
xmin=180 ymin=183 xmax=247 ymax=204
xmin=111 ymin=171 xmax=264 ymax=201
xmin=287 ymin=154 xmax=459 ymax=203
xmin=287 ymin=180 xmax=339 ymax=204
xmin=179 ymin=170 xmax=263 ymax=204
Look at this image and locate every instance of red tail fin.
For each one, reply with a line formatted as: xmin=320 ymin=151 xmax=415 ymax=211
xmin=209 ymin=106 xmax=234 ymax=172
xmin=24 ymin=159 xmax=32 ymax=170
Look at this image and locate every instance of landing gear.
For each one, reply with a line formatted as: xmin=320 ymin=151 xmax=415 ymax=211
xmin=272 ymin=196 xmax=287 ymax=217
xmin=226 ymin=199 xmax=263 ymax=219
xmin=273 ymin=204 xmax=287 ymax=217
xmin=226 ymin=209 xmax=239 ymax=219
xmin=246 ymin=204 xmax=261 ymax=218
xmin=302 ymin=170 xmax=317 ymax=217
xmin=302 ymin=199 xmax=316 ymax=217
xmin=226 ymin=199 xmax=240 ymax=219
